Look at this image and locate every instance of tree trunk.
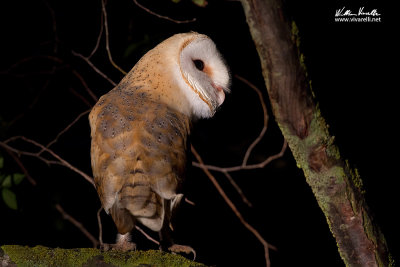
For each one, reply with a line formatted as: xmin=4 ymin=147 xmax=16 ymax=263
xmin=239 ymin=0 xmax=392 ymax=266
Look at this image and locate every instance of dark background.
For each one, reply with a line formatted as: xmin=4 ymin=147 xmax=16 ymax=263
xmin=0 ymin=0 xmax=396 ymax=266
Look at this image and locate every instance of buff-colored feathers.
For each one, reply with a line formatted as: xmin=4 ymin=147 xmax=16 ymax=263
xmin=89 ymin=32 xmax=230 ymax=239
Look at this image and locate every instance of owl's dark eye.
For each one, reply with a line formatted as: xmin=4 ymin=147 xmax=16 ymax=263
xmin=193 ymin=59 xmax=204 ymax=71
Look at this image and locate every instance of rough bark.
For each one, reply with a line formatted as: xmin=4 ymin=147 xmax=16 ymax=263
xmin=240 ymin=0 xmax=393 ymax=266
xmin=0 ymin=245 xmax=205 ymax=267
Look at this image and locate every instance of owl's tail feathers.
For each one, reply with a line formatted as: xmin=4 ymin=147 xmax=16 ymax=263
xmin=115 ymin=181 xmax=164 ymax=232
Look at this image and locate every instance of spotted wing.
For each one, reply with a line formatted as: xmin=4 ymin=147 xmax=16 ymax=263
xmin=89 ymin=86 xmax=190 ymax=233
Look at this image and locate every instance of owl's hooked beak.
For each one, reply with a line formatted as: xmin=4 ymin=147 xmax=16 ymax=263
xmin=212 ymin=83 xmax=226 ymax=106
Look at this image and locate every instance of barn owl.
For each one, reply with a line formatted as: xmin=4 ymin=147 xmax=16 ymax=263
xmin=89 ymin=32 xmax=230 ymax=254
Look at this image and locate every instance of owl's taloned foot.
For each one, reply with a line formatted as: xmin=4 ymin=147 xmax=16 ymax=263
xmin=168 ymin=244 xmax=196 ymax=260
xmin=101 ymin=233 xmax=136 ymax=252
xmin=100 ymin=243 xmax=111 ymax=251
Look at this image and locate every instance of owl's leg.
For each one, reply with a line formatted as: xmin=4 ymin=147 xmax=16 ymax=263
xmin=158 ymin=219 xmax=173 ymax=251
xmin=101 ymin=233 xmax=136 ymax=251
xmin=159 ymin=200 xmax=196 ymax=260
xmin=103 ymin=203 xmax=137 ymax=251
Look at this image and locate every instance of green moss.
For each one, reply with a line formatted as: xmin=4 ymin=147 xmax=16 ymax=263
xmin=1 ymin=246 xmax=205 ymax=267
xmin=361 ymin=208 xmax=393 ymax=267
xmin=291 ymin=20 xmax=309 ymax=79
xmin=299 ymin=53 xmax=307 ymax=75
xmin=290 ymin=21 xmax=300 ymax=48
xmin=103 ymin=249 xmax=204 ymax=267
xmin=388 ymin=252 xmax=395 ymax=267
xmin=279 ymin=108 xmax=349 ymax=214
xmin=348 ymin=164 xmax=365 ymax=194
xmin=2 ymin=245 xmax=101 ymax=267
xmin=278 ymin=104 xmax=393 ymax=266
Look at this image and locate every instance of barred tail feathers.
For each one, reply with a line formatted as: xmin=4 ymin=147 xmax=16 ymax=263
xmin=118 ymin=175 xmax=165 ymax=232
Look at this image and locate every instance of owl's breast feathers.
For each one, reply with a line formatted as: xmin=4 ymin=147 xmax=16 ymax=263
xmin=89 ymin=85 xmax=190 ymax=233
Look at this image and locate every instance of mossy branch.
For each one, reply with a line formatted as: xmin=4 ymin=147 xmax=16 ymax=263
xmin=240 ymin=0 xmax=393 ymax=266
xmin=0 ymin=245 xmax=206 ymax=267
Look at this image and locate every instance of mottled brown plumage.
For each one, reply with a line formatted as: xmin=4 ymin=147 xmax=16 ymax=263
xmin=90 ymin=86 xmax=189 ymax=234
xmin=89 ymin=32 xmax=230 ymax=252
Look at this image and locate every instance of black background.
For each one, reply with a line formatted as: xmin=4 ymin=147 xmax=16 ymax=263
xmin=0 ymin=0 xmax=396 ymax=266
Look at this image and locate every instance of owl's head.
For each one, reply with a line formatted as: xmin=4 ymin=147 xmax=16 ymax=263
xmin=129 ymin=32 xmax=230 ymax=119
xmin=176 ymin=32 xmax=231 ymax=118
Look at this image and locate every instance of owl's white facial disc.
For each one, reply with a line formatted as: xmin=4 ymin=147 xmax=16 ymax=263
xmin=179 ymin=36 xmax=230 ymax=118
